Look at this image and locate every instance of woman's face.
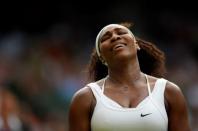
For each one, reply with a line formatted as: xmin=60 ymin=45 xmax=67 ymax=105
xmin=99 ymin=24 xmax=139 ymax=65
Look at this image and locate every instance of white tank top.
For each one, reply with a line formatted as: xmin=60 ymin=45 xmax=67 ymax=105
xmin=88 ymin=74 xmax=168 ymax=131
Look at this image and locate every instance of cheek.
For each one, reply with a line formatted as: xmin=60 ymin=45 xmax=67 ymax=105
xmin=126 ymin=37 xmax=136 ymax=49
xmin=127 ymin=37 xmax=136 ymax=45
xmin=99 ymin=42 xmax=112 ymax=60
xmin=130 ymin=42 xmax=136 ymax=49
xmin=100 ymin=42 xmax=110 ymax=54
xmin=129 ymin=44 xmax=138 ymax=54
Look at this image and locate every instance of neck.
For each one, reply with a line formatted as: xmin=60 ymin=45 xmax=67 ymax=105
xmin=108 ymin=57 xmax=143 ymax=86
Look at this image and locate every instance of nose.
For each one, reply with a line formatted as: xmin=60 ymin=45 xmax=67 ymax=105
xmin=110 ymin=33 xmax=121 ymax=43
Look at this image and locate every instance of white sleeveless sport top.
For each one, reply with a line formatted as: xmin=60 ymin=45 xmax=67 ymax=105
xmin=88 ymin=74 xmax=168 ymax=131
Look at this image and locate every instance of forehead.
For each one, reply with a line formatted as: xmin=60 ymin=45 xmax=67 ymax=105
xmin=101 ymin=24 xmax=128 ymax=35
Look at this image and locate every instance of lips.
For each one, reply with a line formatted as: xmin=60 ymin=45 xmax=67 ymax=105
xmin=112 ymin=42 xmax=126 ymax=51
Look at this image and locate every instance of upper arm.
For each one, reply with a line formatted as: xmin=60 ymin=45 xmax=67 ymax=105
xmin=68 ymin=87 xmax=94 ymax=131
xmin=165 ymin=81 xmax=191 ymax=131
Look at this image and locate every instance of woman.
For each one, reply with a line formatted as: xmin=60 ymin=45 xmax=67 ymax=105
xmin=69 ymin=23 xmax=191 ymax=131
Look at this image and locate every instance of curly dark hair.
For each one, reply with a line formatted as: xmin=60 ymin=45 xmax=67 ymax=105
xmin=86 ymin=23 xmax=166 ymax=82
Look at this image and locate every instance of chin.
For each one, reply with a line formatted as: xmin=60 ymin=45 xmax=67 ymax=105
xmin=113 ymin=51 xmax=135 ymax=60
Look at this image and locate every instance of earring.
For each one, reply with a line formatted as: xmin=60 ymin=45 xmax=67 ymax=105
xmin=137 ymin=46 xmax=141 ymax=50
xmin=135 ymin=44 xmax=141 ymax=50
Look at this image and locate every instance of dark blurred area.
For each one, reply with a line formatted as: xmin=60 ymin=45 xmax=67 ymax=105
xmin=0 ymin=1 xmax=197 ymax=131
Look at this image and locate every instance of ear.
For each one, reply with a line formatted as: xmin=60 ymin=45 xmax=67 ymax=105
xmin=99 ymin=56 xmax=105 ymax=63
xmin=99 ymin=56 xmax=108 ymax=66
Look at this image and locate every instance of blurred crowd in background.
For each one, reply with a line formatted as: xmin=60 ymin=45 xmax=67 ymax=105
xmin=0 ymin=1 xmax=198 ymax=131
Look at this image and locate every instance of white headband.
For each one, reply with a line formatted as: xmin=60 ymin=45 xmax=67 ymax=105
xmin=95 ymin=24 xmax=136 ymax=57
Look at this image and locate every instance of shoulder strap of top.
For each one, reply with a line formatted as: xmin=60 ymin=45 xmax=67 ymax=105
xmin=149 ymin=78 xmax=168 ymax=122
xmin=145 ymin=74 xmax=151 ymax=96
xmin=151 ymin=78 xmax=167 ymax=104
xmin=87 ymin=82 xmax=102 ymax=101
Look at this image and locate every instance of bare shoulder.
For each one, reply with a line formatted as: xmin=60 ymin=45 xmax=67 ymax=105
xmin=165 ymin=80 xmax=184 ymax=99
xmin=70 ymin=85 xmax=94 ymax=107
xmin=71 ymin=78 xmax=105 ymax=105
xmin=146 ymin=75 xmax=182 ymax=97
xmin=164 ymin=80 xmax=188 ymax=110
xmin=146 ymin=74 xmax=180 ymax=92
xmin=164 ymin=81 xmax=191 ymax=130
xmin=69 ymin=85 xmax=95 ymax=131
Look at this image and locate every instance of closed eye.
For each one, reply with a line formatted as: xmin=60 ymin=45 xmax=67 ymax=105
xmin=101 ymin=32 xmax=112 ymax=42
xmin=117 ymin=30 xmax=128 ymax=35
xmin=100 ymin=28 xmax=128 ymax=43
xmin=116 ymin=28 xmax=128 ymax=35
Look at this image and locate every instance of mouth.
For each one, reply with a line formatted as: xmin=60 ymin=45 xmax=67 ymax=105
xmin=112 ymin=42 xmax=127 ymax=51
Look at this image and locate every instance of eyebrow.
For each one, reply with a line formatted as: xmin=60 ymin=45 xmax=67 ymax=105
xmin=101 ymin=27 xmax=127 ymax=38
xmin=101 ymin=31 xmax=111 ymax=38
xmin=114 ymin=27 xmax=126 ymax=31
